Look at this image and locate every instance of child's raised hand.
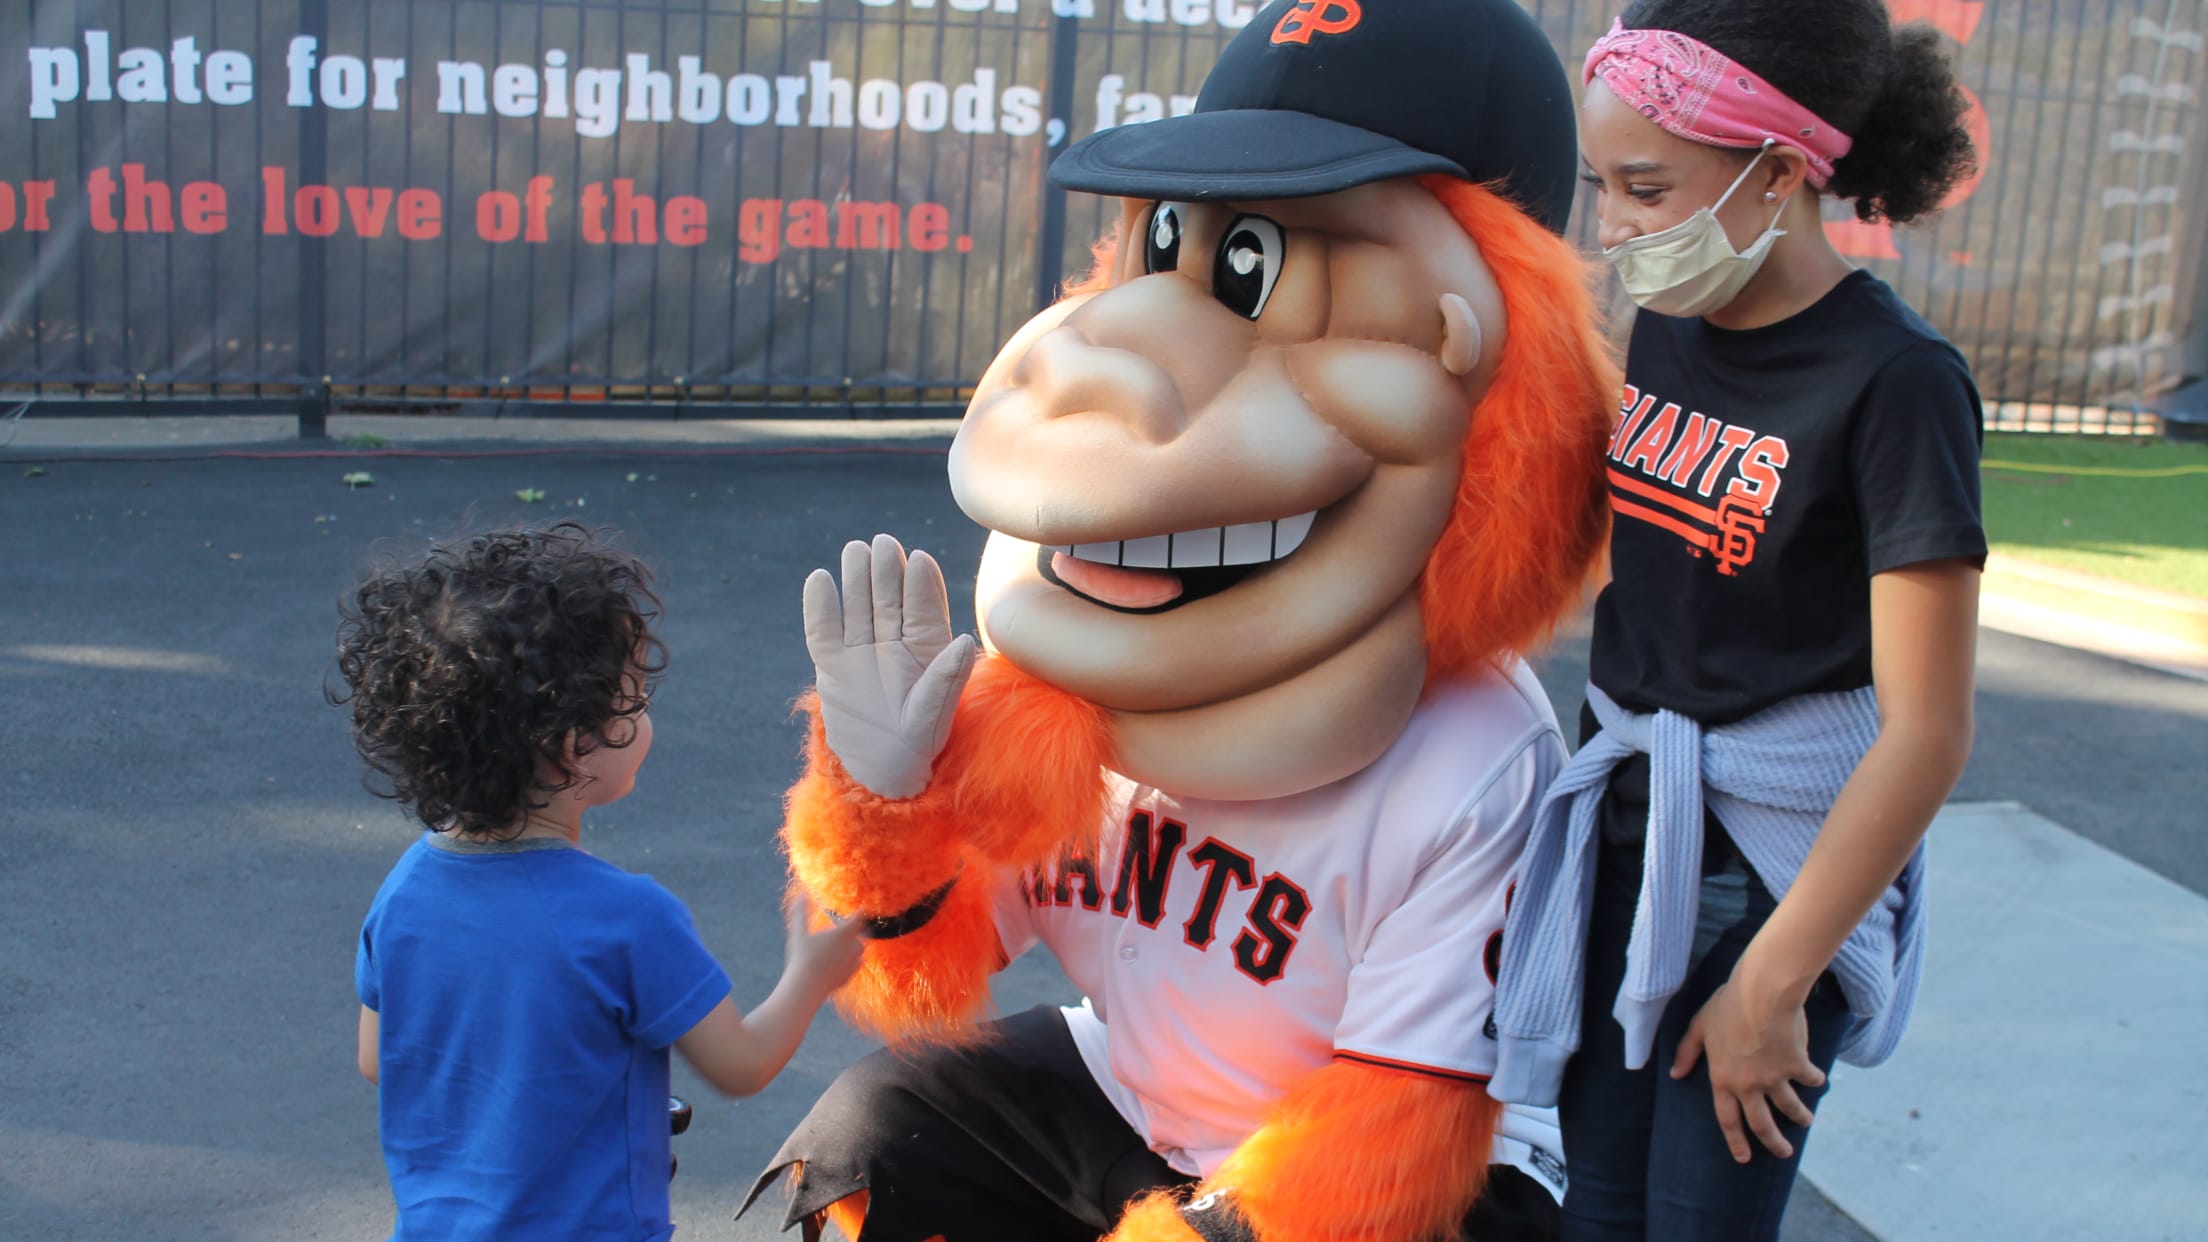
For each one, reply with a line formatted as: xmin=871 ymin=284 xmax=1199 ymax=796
xmin=784 ymin=891 xmax=866 ymax=998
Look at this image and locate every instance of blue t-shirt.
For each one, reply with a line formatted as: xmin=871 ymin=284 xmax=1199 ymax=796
xmin=355 ymin=834 xmax=731 ymax=1241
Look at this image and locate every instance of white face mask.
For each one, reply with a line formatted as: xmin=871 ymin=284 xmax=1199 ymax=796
xmin=1602 ymin=145 xmax=1784 ymax=319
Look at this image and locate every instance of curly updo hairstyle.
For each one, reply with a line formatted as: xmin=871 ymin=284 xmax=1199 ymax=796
xmin=1618 ymin=0 xmax=1977 ymax=224
xmin=334 ymin=523 xmax=667 ymax=838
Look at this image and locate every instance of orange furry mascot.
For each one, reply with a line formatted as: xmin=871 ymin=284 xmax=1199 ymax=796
xmin=740 ymin=2 xmax=1614 ymax=1239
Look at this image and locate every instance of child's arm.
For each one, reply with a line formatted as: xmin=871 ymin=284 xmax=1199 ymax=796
xmin=357 ymin=1006 xmax=379 ymax=1084
xmin=1674 ymin=558 xmax=1979 ymax=1161
xmin=674 ymin=894 xmax=865 ymax=1097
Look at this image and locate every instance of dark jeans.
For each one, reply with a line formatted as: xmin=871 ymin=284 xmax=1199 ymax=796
xmin=1556 ymin=775 xmax=1852 ymax=1242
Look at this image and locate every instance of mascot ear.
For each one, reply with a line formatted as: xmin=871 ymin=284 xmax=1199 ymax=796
xmin=1437 ymin=293 xmax=1483 ymax=378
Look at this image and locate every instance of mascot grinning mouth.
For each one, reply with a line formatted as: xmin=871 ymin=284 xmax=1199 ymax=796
xmin=1036 ymin=510 xmax=1318 ymax=614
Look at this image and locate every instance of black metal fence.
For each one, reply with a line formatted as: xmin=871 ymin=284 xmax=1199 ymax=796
xmin=2 ymin=0 xmax=2204 ymax=434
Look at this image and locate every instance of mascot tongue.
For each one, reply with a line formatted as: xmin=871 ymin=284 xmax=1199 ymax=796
xmin=1051 ymin=551 xmax=1184 ymax=609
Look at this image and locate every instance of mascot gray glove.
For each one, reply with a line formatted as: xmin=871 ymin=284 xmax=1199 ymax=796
xmin=802 ymin=534 xmax=979 ymax=799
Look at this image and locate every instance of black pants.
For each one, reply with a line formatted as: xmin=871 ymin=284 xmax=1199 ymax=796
xmin=740 ymin=1006 xmax=1560 ymax=1242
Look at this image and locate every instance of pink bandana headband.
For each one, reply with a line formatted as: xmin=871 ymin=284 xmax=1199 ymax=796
xmin=1583 ymin=19 xmax=1853 ymax=188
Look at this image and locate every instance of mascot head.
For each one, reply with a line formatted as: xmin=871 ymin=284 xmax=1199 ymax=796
xmin=950 ymin=0 xmax=1615 ymax=801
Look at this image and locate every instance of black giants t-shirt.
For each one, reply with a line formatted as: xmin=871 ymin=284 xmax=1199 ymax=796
xmin=1589 ymin=270 xmax=1987 ymax=726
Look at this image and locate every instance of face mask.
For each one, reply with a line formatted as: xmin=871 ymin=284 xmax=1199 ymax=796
xmin=1602 ymin=144 xmax=1784 ymax=318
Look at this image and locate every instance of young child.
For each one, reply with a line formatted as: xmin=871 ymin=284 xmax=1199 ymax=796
xmin=336 ymin=523 xmax=863 ymax=1240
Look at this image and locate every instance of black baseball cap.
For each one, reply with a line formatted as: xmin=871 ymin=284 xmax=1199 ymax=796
xmin=1050 ymin=0 xmax=1579 ymax=234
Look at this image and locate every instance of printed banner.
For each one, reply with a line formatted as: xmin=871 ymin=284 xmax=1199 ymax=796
xmin=0 ymin=0 xmax=2201 ymax=415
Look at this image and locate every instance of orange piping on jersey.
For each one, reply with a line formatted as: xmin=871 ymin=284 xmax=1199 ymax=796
xmin=1106 ymin=1062 xmax=1502 ymax=1242
xmin=1331 ymin=1049 xmax=1493 ymax=1084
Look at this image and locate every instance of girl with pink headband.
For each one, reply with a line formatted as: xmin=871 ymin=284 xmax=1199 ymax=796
xmin=1490 ymin=4 xmax=1983 ymax=1240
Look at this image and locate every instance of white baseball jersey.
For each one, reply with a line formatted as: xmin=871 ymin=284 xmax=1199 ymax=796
xmin=993 ymin=658 xmax=1566 ymax=1179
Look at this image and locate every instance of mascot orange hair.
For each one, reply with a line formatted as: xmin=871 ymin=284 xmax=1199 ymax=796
xmin=740 ymin=1 xmax=1616 ymax=1239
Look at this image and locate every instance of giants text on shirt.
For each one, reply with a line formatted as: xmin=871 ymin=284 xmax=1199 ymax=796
xmin=1021 ymin=810 xmax=1314 ymax=985
xmin=1606 ymin=382 xmax=1793 ymax=577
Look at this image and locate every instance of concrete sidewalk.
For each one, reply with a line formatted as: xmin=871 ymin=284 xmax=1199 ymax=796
xmin=1802 ymin=801 xmax=2208 ymax=1242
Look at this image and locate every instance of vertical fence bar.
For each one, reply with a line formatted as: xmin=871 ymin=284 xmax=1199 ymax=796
xmin=2088 ymin=0 xmax=2148 ymax=429
xmin=1965 ymin=0 xmax=2026 ymax=417
xmin=250 ymin=0 xmax=265 ymax=401
xmin=678 ymin=2 xmax=707 ymax=407
xmin=2117 ymin=0 xmax=2199 ymax=431
xmin=1032 ymin=7 xmax=1082 ymax=314
xmin=296 ymin=0 xmax=330 ymax=437
xmin=2149 ymin=1 xmax=2208 ymax=434
xmin=983 ymin=10 xmax=1025 ymax=392
xmin=399 ymin=0 xmax=416 ymax=399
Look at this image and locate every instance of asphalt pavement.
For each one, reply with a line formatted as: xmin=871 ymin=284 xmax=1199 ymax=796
xmin=2 ymin=424 xmax=2201 ymax=1241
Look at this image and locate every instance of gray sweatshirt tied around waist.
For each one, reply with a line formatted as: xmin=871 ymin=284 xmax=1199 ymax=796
xmin=1488 ymin=683 xmax=1924 ymax=1108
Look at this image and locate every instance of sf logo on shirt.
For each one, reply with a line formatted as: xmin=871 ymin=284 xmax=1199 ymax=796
xmin=1023 ymin=810 xmax=1312 ymax=984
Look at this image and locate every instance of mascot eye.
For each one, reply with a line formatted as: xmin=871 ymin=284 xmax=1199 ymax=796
xmin=1144 ymin=204 xmax=1183 ymax=274
xmin=1212 ymin=215 xmax=1284 ymax=321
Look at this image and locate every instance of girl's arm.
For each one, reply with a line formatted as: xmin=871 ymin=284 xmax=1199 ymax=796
xmin=674 ymin=898 xmax=864 ymax=1098
xmin=1675 ymin=557 xmax=1980 ymax=1161
xmin=357 ymin=1006 xmax=379 ymax=1084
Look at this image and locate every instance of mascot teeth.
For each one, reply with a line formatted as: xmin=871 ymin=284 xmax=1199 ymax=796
xmin=1058 ymin=511 xmax=1317 ymax=569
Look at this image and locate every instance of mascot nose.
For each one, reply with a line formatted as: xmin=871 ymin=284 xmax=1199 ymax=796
xmin=1016 ymin=321 xmax=1189 ymax=445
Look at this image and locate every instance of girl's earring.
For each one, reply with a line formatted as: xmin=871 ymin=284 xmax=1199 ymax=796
xmin=1763 ymin=191 xmax=1779 ymax=202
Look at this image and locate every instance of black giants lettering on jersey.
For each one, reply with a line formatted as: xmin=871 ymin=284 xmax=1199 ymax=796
xmin=1022 ymin=809 xmax=1313 ymax=985
xmin=1607 ymin=383 xmax=1792 ymax=576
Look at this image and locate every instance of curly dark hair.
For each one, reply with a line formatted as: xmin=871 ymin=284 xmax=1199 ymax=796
xmin=333 ymin=523 xmax=667 ymax=838
xmin=1619 ymin=0 xmax=1978 ymax=224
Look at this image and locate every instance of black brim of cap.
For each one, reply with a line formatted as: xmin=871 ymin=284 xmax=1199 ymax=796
xmin=1050 ymin=109 xmax=1467 ymax=202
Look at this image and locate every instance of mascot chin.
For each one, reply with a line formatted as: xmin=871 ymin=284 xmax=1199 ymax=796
xmin=741 ymin=0 xmax=1615 ymax=1238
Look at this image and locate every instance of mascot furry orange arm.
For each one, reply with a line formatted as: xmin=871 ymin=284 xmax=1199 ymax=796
xmin=764 ymin=1 xmax=1613 ymax=1239
xmin=784 ymin=619 xmax=1111 ymax=1041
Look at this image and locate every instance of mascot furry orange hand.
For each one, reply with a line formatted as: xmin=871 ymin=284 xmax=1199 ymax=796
xmin=741 ymin=1 xmax=1613 ymax=1239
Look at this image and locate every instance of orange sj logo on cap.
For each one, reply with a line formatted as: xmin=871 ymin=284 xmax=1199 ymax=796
xmin=1270 ymin=0 xmax=1362 ymax=45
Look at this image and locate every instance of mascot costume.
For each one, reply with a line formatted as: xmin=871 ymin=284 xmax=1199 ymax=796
xmin=741 ymin=0 xmax=1615 ymax=1237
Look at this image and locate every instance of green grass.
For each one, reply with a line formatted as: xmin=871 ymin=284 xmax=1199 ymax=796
xmin=1981 ymin=433 xmax=2208 ymax=599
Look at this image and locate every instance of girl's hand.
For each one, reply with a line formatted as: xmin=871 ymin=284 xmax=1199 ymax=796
xmin=784 ymin=892 xmax=866 ymax=998
xmin=1671 ymin=975 xmax=1824 ymax=1163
